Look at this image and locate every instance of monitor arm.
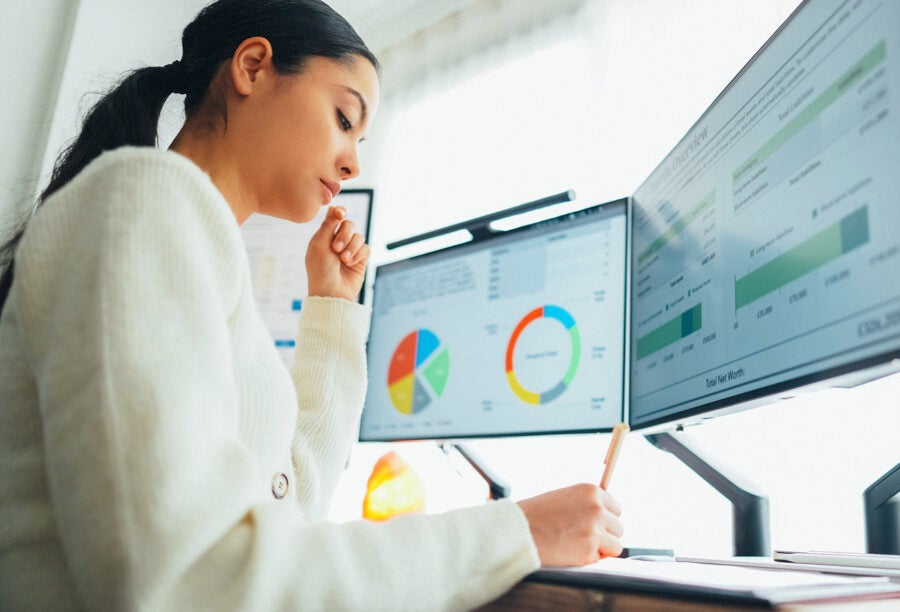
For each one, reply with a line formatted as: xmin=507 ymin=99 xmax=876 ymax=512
xmin=440 ymin=442 xmax=511 ymax=500
xmin=864 ymin=461 xmax=900 ymax=554
xmin=644 ymin=430 xmax=771 ymax=556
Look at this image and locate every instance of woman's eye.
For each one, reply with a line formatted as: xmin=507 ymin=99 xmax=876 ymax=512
xmin=337 ymin=110 xmax=353 ymax=132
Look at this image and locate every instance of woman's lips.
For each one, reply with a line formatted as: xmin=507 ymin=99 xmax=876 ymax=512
xmin=320 ymin=179 xmax=341 ymax=204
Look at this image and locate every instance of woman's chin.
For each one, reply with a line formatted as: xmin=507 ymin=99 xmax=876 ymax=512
xmin=264 ymin=202 xmax=322 ymax=224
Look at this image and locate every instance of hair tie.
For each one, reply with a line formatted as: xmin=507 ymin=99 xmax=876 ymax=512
xmin=162 ymin=60 xmax=189 ymax=95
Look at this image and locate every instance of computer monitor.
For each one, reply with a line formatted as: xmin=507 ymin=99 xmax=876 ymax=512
xmin=242 ymin=189 xmax=373 ymax=366
xmin=629 ymin=0 xmax=900 ymax=430
xmin=359 ymin=199 xmax=628 ymax=441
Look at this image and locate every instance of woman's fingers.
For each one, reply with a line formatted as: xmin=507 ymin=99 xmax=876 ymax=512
xmin=600 ymin=488 xmax=622 ymax=517
xmin=311 ymin=206 xmax=346 ymax=249
xmin=517 ymin=483 xmax=624 ymax=567
xmin=604 ymin=512 xmax=625 ymax=538
xmin=339 ymin=232 xmax=364 ymax=263
xmin=306 ymin=206 xmax=368 ymax=301
xmin=347 ymin=240 xmax=370 ymax=268
xmin=330 ymin=219 xmax=370 ymax=267
xmin=332 ymin=219 xmax=356 ymax=253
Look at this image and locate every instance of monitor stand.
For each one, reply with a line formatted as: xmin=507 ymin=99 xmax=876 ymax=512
xmin=644 ymin=430 xmax=771 ymax=556
xmin=440 ymin=442 xmax=511 ymax=500
xmin=865 ymin=461 xmax=900 ymax=555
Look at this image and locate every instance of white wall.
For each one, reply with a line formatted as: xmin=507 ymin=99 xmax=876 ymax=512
xmin=0 ymin=0 xmax=78 ymax=240
xmin=0 ymin=0 xmax=207 ymax=246
xmin=40 ymin=0 xmax=209 ymax=180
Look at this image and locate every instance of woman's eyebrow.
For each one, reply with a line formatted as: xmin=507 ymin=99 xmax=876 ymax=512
xmin=341 ymin=86 xmax=368 ymax=123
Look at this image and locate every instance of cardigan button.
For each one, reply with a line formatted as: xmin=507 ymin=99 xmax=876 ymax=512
xmin=272 ymin=472 xmax=289 ymax=499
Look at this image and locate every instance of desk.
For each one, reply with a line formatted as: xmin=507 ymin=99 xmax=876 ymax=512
xmin=479 ymin=578 xmax=900 ymax=611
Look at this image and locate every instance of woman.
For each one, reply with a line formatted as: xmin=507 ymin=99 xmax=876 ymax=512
xmin=0 ymin=0 xmax=624 ymax=609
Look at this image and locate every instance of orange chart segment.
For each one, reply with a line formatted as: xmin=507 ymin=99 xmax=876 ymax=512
xmin=388 ymin=331 xmax=417 ymax=385
xmin=505 ymin=307 xmax=543 ymax=371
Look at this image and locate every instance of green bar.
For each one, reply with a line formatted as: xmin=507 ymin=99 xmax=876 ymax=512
xmin=733 ymin=40 xmax=886 ymax=184
xmin=637 ymin=191 xmax=716 ymax=267
xmin=682 ymin=303 xmax=702 ymax=337
xmin=841 ymin=206 xmax=869 ymax=252
xmin=734 ymin=207 xmax=869 ymax=309
xmin=637 ymin=304 xmax=703 ymax=360
xmin=563 ymin=326 xmax=581 ymax=385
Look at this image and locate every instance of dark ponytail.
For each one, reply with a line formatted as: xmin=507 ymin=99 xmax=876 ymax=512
xmin=0 ymin=0 xmax=378 ymax=313
xmin=40 ymin=64 xmax=186 ymax=203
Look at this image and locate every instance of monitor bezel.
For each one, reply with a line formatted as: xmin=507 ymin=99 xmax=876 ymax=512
xmin=630 ymin=339 xmax=900 ymax=433
xmin=627 ymin=0 xmax=900 ymax=431
xmin=360 ymin=197 xmax=630 ymax=442
xmin=338 ymin=188 xmax=375 ymax=306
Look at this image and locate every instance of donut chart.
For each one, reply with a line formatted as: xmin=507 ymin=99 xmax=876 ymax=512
xmin=505 ymin=305 xmax=581 ymax=405
xmin=387 ymin=329 xmax=449 ymax=415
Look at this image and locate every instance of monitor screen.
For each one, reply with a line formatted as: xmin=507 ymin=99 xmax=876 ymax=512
xmin=629 ymin=0 xmax=900 ymax=429
xmin=242 ymin=189 xmax=373 ymax=366
xmin=360 ymin=199 xmax=627 ymax=441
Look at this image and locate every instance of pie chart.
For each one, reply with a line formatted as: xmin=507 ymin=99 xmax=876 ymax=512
xmin=387 ymin=329 xmax=449 ymax=415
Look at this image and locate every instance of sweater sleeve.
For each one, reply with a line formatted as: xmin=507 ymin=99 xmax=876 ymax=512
xmin=289 ymin=296 xmax=370 ymax=521
xmin=15 ymin=151 xmax=539 ymax=612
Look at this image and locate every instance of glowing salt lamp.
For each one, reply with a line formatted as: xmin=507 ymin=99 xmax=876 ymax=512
xmin=362 ymin=451 xmax=425 ymax=521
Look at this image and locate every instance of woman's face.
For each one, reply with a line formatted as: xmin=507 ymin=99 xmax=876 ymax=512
xmin=239 ymin=54 xmax=380 ymax=223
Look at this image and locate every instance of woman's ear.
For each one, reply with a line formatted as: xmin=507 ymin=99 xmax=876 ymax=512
xmin=229 ymin=36 xmax=275 ymax=96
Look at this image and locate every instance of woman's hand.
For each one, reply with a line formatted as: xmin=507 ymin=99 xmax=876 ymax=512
xmin=306 ymin=206 xmax=370 ymax=301
xmin=516 ymin=483 xmax=624 ymax=566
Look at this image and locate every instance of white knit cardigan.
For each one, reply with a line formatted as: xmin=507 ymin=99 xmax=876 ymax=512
xmin=0 ymin=148 xmax=539 ymax=611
